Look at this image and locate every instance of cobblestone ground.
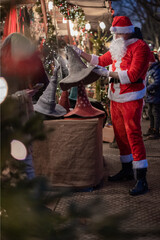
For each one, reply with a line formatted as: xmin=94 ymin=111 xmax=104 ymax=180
xmin=51 ymin=119 xmax=160 ymax=240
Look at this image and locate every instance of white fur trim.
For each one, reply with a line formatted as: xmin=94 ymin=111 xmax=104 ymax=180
xmin=118 ymin=71 xmax=131 ymax=84
xmin=90 ymin=54 xmax=99 ymax=66
xmin=125 ymin=38 xmax=138 ymax=46
xmin=108 ymin=86 xmax=146 ymax=103
xmin=132 ymin=159 xmax=148 ymax=169
xmin=120 ymin=154 xmax=133 ymax=163
xmin=110 ymin=25 xmax=134 ymax=34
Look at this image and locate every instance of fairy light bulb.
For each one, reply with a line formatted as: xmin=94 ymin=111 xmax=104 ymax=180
xmin=99 ymin=22 xmax=106 ymax=30
xmin=85 ymin=23 xmax=91 ymax=31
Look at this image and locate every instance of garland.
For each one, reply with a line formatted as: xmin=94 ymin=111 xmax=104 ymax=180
xmin=54 ymin=0 xmax=85 ymax=20
xmin=34 ymin=0 xmax=87 ymax=75
xmin=43 ymin=12 xmax=57 ymax=76
xmin=35 ymin=0 xmax=43 ymax=23
xmin=54 ymin=0 xmax=86 ymax=30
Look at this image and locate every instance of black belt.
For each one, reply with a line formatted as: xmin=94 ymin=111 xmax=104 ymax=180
xmin=109 ymin=78 xmax=143 ymax=84
xmin=109 ymin=78 xmax=120 ymax=83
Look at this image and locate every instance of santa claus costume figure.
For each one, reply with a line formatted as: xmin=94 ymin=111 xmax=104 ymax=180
xmin=73 ymin=16 xmax=151 ymax=196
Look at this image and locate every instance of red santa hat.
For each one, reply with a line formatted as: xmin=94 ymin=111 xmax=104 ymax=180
xmin=110 ymin=16 xmax=134 ymax=34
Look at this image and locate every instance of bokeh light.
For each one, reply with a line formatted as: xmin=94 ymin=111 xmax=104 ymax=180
xmin=0 ymin=77 xmax=8 ymax=104
xmin=48 ymin=1 xmax=53 ymax=11
xmin=99 ymin=22 xmax=106 ymax=30
xmin=11 ymin=140 xmax=27 ymax=160
xmin=85 ymin=23 xmax=91 ymax=31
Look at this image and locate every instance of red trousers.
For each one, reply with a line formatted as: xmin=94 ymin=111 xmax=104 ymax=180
xmin=110 ymin=99 xmax=148 ymax=169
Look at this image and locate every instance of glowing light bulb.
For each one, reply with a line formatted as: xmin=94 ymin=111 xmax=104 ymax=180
xmin=99 ymin=22 xmax=106 ymax=30
xmin=0 ymin=77 xmax=8 ymax=104
xmin=74 ymin=30 xmax=78 ymax=37
xmin=85 ymin=23 xmax=91 ymax=31
xmin=11 ymin=140 xmax=27 ymax=160
xmin=48 ymin=1 xmax=53 ymax=11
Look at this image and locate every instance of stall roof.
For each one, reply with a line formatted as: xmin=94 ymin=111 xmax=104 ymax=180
xmin=67 ymin=0 xmax=112 ymax=30
xmin=1 ymin=0 xmax=112 ymax=31
xmin=0 ymin=0 xmax=36 ymax=3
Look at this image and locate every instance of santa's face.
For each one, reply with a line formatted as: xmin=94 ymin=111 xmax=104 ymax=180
xmin=114 ymin=33 xmax=131 ymax=40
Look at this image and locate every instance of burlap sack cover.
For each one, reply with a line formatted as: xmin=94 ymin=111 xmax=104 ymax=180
xmin=33 ymin=118 xmax=104 ymax=188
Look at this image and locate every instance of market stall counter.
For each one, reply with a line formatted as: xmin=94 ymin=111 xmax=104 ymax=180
xmin=32 ymin=118 xmax=104 ymax=188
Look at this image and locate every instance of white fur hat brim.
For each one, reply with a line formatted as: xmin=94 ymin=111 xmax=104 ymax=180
xmin=110 ymin=25 xmax=134 ymax=34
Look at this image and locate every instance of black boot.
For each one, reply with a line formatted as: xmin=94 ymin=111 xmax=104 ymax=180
xmin=143 ymin=127 xmax=154 ymax=136
xmin=129 ymin=168 xmax=148 ymax=196
xmin=108 ymin=162 xmax=134 ymax=181
xmin=147 ymin=130 xmax=160 ymax=140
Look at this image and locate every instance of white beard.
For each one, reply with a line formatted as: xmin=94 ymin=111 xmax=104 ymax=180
xmin=109 ymin=37 xmax=127 ymax=69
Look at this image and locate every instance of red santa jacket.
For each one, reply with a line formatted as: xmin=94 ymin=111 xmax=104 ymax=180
xmin=98 ymin=39 xmax=150 ymax=102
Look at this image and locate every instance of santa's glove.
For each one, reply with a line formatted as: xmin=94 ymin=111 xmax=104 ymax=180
xmin=93 ymin=65 xmax=110 ymax=78
xmin=70 ymin=45 xmax=82 ymax=56
xmin=146 ymin=88 xmax=150 ymax=94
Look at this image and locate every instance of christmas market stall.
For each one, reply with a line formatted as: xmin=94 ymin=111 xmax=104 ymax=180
xmin=0 ymin=0 xmax=113 ymax=189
